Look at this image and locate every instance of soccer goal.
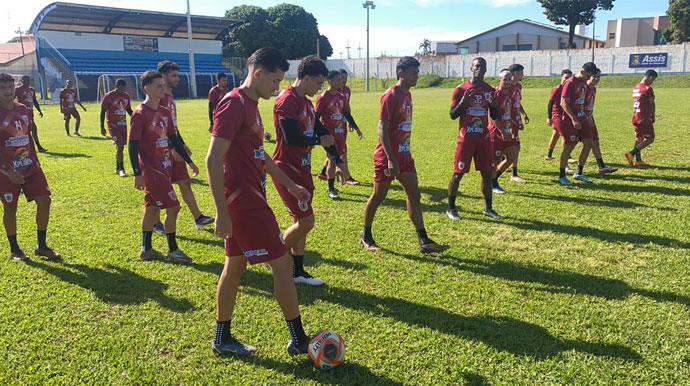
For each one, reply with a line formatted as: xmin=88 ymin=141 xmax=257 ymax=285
xmin=97 ymin=74 xmax=143 ymax=101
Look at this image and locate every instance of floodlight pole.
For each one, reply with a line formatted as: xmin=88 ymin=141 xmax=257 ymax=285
xmin=186 ymin=0 xmax=197 ymax=98
xmin=591 ymin=14 xmax=596 ymax=62
xmin=363 ymin=1 xmax=375 ymax=91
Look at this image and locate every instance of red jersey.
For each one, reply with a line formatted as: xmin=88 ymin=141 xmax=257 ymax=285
xmin=273 ymin=86 xmax=316 ymax=173
xmin=14 ymin=86 xmax=36 ymax=113
xmin=561 ymin=76 xmax=588 ymax=123
xmin=159 ymin=93 xmax=178 ymax=131
xmin=212 ymin=88 xmax=268 ymax=210
xmin=632 ymin=82 xmax=654 ymax=124
xmin=549 ymin=84 xmax=564 ymax=120
xmin=509 ymin=83 xmax=523 ymax=129
xmin=374 ymin=85 xmax=413 ymax=165
xmin=488 ymin=88 xmax=513 ymax=138
xmin=129 ymin=103 xmax=175 ymax=173
xmin=315 ymin=90 xmax=349 ymax=139
xmin=59 ymin=88 xmax=77 ymax=111
xmin=584 ymin=85 xmax=597 ymax=126
xmin=208 ymin=85 xmax=230 ymax=109
xmin=101 ymin=90 xmax=131 ymax=130
xmin=340 ymin=85 xmax=351 ymax=102
xmin=451 ymin=80 xmax=494 ymax=141
xmin=0 ymin=103 xmax=40 ymax=177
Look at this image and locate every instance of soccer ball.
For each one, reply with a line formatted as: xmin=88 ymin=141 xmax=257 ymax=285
xmin=308 ymin=330 xmax=345 ymax=370
xmin=264 ymin=131 xmax=272 ymax=141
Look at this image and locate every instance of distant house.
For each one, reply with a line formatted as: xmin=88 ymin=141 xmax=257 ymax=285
xmin=431 ymin=41 xmax=462 ymax=56
xmin=606 ymin=16 xmax=669 ymax=47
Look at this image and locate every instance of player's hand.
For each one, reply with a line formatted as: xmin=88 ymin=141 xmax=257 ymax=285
xmin=320 ymin=135 xmax=335 ymax=147
xmin=134 ymin=175 xmax=144 ymax=190
xmin=335 ymin=164 xmax=351 ymax=185
xmin=388 ymin=159 xmax=400 ymax=177
xmin=652 ymin=116 xmax=656 ymax=123
xmin=100 ymin=127 xmax=106 ymax=136
xmin=208 ymin=123 xmax=214 ymax=133
xmin=459 ymin=88 xmax=476 ymax=106
xmin=524 ymin=115 xmax=530 ymax=125
xmin=214 ymin=212 xmax=233 ymax=239
xmin=546 ymin=118 xmax=552 ymax=127
xmin=5 ymin=169 xmax=25 ymax=185
xmin=188 ymin=162 xmax=199 ymax=177
xmin=287 ymin=184 xmax=311 ymax=202
xmin=184 ymin=144 xmax=192 ymax=157
xmin=355 ymin=128 xmax=363 ymax=140
xmin=38 ymin=111 xmax=43 ymax=118
xmin=572 ymin=118 xmax=582 ymax=130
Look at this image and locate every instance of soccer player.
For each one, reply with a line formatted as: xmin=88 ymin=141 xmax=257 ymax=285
xmin=207 ymin=72 xmax=231 ymax=132
xmin=545 ymin=69 xmax=572 ymax=160
xmin=625 ymin=70 xmax=658 ymax=167
xmin=489 ymin=70 xmax=513 ymax=194
xmin=315 ymin=70 xmax=362 ymax=199
xmin=506 ymin=63 xmax=529 ymax=183
xmin=128 ymin=70 xmax=199 ymax=263
xmin=558 ymin=62 xmax=597 ymax=186
xmin=272 ymin=56 xmax=349 ymax=286
xmin=361 ymin=57 xmax=449 ymax=253
xmin=585 ymin=70 xmax=617 ymax=174
xmin=156 ymin=61 xmax=214 ymax=231
xmin=14 ymin=76 xmax=46 ymax=153
xmin=446 ymin=57 xmax=502 ymax=220
xmin=339 ymin=69 xmax=351 ymax=102
xmin=0 ymin=73 xmax=60 ymax=261
xmin=100 ymin=78 xmax=133 ymax=177
xmin=59 ymin=79 xmax=86 ymax=136
xmin=206 ymin=47 xmax=313 ymax=356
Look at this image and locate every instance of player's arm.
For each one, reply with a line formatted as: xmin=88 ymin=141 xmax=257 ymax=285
xmin=205 ymin=136 xmax=233 ymax=238
xmin=0 ymin=159 xmax=25 ymax=184
xmin=168 ymin=133 xmax=198 ymax=176
xmin=208 ymin=102 xmax=215 ymax=127
xmin=76 ymin=98 xmax=87 ymax=111
xmin=100 ymin=108 xmax=107 ymax=136
xmin=519 ymin=104 xmax=529 ymax=124
xmin=377 ymin=118 xmax=399 ymax=175
xmin=279 ymin=118 xmax=328 ymax=147
xmin=560 ymin=95 xmax=581 ymax=129
xmin=33 ymin=98 xmax=43 ymax=117
xmin=547 ymin=99 xmax=555 ymax=126
xmin=450 ymin=88 xmax=474 ymax=120
xmin=488 ymin=96 xmax=506 ymax=141
xmin=343 ymin=111 xmax=362 ymax=139
xmin=648 ymin=94 xmax=655 ymax=123
xmin=314 ymin=119 xmax=344 ymax=166
xmin=126 ymin=107 xmax=133 ymax=116
xmin=264 ymin=155 xmax=311 ymax=200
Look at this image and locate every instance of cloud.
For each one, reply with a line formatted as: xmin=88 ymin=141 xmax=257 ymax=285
xmin=490 ymin=0 xmax=532 ymax=7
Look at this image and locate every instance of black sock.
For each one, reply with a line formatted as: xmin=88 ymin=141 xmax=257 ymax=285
xmin=577 ymin=165 xmax=584 ymax=175
xmin=286 ymin=315 xmax=308 ymax=345
xmin=559 ymin=168 xmax=566 ymax=178
xmin=362 ymin=226 xmax=373 ymax=241
xmin=629 ymin=147 xmax=640 ymax=156
xmin=511 ymin=166 xmax=518 ymax=177
xmin=166 ymin=233 xmax=178 ymax=252
xmin=319 ymin=166 xmax=327 ymax=176
xmin=214 ymin=320 xmax=231 ymax=345
xmin=547 ymin=148 xmax=554 ymax=157
xmin=292 ymin=254 xmax=304 ymax=276
xmin=484 ymin=197 xmax=493 ymax=212
xmin=491 ymin=178 xmax=499 ymax=188
xmin=142 ymin=231 xmax=153 ymax=251
xmin=496 ymin=170 xmax=504 ymax=179
xmin=37 ymin=230 xmax=48 ymax=249
xmin=416 ymin=228 xmax=432 ymax=245
xmin=635 ymin=152 xmax=642 ymax=162
xmin=448 ymin=195 xmax=456 ymax=210
xmin=7 ymin=235 xmax=20 ymax=253
xmin=596 ymin=158 xmax=606 ymax=169
xmin=327 ymin=178 xmax=335 ymax=190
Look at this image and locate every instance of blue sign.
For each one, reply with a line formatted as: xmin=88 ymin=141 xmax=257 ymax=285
xmin=629 ymin=53 xmax=668 ymax=68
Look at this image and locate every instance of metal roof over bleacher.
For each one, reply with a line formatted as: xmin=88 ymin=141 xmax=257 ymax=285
xmin=30 ymin=2 xmax=241 ymax=40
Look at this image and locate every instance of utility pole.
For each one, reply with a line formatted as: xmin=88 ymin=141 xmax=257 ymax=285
xmin=357 ymin=43 xmax=363 ymax=59
xmin=363 ymin=1 xmax=375 ymax=91
xmin=345 ymin=39 xmax=351 ymax=59
xmin=14 ymin=27 xmax=25 ymax=56
xmin=591 ymin=14 xmax=596 ymax=62
xmin=186 ymin=0 xmax=197 ymax=98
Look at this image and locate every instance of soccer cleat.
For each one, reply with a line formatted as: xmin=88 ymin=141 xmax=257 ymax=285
xmin=286 ymin=338 xmax=309 ymax=356
xmin=483 ymin=209 xmax=503 ymax=220
xmin=568 ymin=158 xmax=577 ymax=164
xmin=634 ymin=161 xmax=649 ymax=167
xmin=624 ymin=152 xmax=634 ymax=165
xmin=510 ymin=176 xmax=526 ymax=183
xmin=346 ymin=177 xmax=360 ymax=185
xmin=317 ymin=173 xmax=327 ymax=181
xmin=11 ymin=250 xmax=29 ymax=261
xmin=293 ymin=270 xmax=325 ymax=286
xmin=544 ymin=155 xmax=555 ymax=161
xmin=65 ymin=132 xmax=71 ymax=137
xmin=212 ymin=336 xmax=257 ymax=356
xmin=446 ymin=208 xmax=461 ymax=221
xmin=37 ymin=147 xmax=48 ymax=153
xmin=492 ymin=186 xmax=506 ymax=194
xmin=195 ymin=214 xmax=214 ymax=229
xmin=34 ymin=247 xmax=61 ymax=260
xmin=361 ymin=237 xmax=381 ymax=251
xmin=139 ymin=248 xmax=164 ymax=261
xmin=153 ymin=221 xmax=165 ymax=235
xmin=558 ymin=176 xmax=573 ymax=186
xmin=119 ymin=170 xmax=127 ymax=177
xmin=114 ymin=169 xmax=120 ymax=175
xmin=420 ymin=241 xmax=450 ymax=254
xmin=326 ymin=189 xmax=339 ymax=200
xmin=166 ymin=249 xmax=192 ymax=263
xmin=598 ymin=167 xmax=618 ymax=174
xmin=73 ymin=131 xmax=81 ymax=137
xmin=573 ymin=173 xmax=593 ymax=184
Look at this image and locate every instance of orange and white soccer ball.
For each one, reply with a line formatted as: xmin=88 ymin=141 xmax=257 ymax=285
xmin=308 ymin=330 xmax=345 ymax=370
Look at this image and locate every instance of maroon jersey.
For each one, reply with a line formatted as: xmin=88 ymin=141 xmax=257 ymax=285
xmin=101 ymin=90 xmax=131 ymax=130
xmin=59 ymin=88 xmax=77 ymax=111
xmin=549 ymin=84 xmax=564 ymax=120
xmin=14 ymin=86 xmax=36 ymax=114
xmin=208 ymin=85 xmax=230 ymax=109
xmin=509 ymin=83 xmax=523 ymax=129
xmin=374 ymin=85 xmax=413 ymax=165
xmin=340 ymin=85 xmax=351 ymax=102
xmin=488 ymin=88 xmax=513 ymax=138
xmin=632 ymin=82 xmax=654 ymax=124
xmin=561 ymin=76 xmax=588 ymax=123
xmin=584 ymin=85 xmax=597 ymax=126
xmin=315 ymin=90 xmax=348 ymax=140
xmin=0 ymin=103 xmax=40 ymax=177
xmin=452 ymin=80 xmax=494 ymax=141
xmin=212 ymin=88 xmax=268 ymax=210
xmin=272 ymin=86 xmax=316 ymax=175
xmin=159 ymin=92 xmax=178 ymax=131
xmin=129 ymin=103 xmax=175 ymax=173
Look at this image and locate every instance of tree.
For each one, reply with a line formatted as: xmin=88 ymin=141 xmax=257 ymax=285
xmin=267 ymin=3 xmax=323 ymax=59
xmin=537 ymin=0 xmax=615 ymax=48
xmin=419 ymin=38 xmax=431 ymax=55
xmin=664 ymin=0 xmax=690 ymax=44
xmin=318 ymin=35 xmax=333 ymax=60
xmin=223 ymin=5 xmax=274 ymax=57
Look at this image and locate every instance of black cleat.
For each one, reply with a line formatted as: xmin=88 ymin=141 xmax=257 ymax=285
xmin=361 ymin=237 xmax=381 ymax=251
xmin=420 ymin=241 xmax=450 ymax=254
xmin=483 ymin=209 xmax=502 ymax=220
xmin=286 ymin=338 xmax=309 ymax=356
xmin=212 ymin=336 xmax=257 ymax=356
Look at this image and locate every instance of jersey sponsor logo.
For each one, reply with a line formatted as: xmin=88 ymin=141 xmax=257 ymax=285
xmin=301 ymin=152 xmax=311 ymax=170
xmin=467 ymin=117 xmax=484 ymax=134
xmin=334 ymin=123 xmax=345 ymax=135
xmin=253 ymin=146 xmax=265 ymax=160
xmin=398 ymin=121 xmax=412 ymax=132
xmin=155 ymin=137 xmax=169 ymax=148
xmin=576 ymin=110 xmax=585 ymax=118
xmin=4 ymin=134 xmax=30 ymax=147
xmin=398 ymin=133 xmax=411 ymax=155
xmin=303 ymin=130 xmax=315 ymax=138
xmin=3 ymin=193 xmax=13 ymax=203
xmin=467 ymin=107 xmax=487 ymax=117
xmin=575 ymin=97 xmax=585 ymax=104
xmin=162 ymin=149 xmax=172 ymax=169
xmin=244 ymin=249 xmax=268 ymax=258
xmin=330 ymin=112 xmax=343 ymax=121
xmin=12 ymin=148 xmax=33 ymax=170
xmin=168 ymin=190 xmax=177 ymax=201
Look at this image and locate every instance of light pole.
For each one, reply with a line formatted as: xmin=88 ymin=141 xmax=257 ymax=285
xmin=14 ymin=27 xmax=25 ymax=56
xmin=186 ymin=0 xmax=197 ymax=98
xmin=591 ymin=14 xmax=596 ymax=62
xmin=363 ymin=1 xmax=375 ymax=91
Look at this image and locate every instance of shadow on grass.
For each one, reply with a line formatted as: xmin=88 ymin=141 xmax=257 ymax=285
xmin=43 ymin=152 xmax=91 ymax=158
xmin=177 ymin=234 xmax=224 ymax=248
xmin=79 ymin=135 xmax=111 ymax=141
xmin=305 ymin=250 xmax=368 ymax=271
xmin=512 ymin=192 xmax=677 ymax=211
xmin=527 ymin=170 xmax=690 ymax=196
xmin=27 ymin=261 xmax=194 ymax=312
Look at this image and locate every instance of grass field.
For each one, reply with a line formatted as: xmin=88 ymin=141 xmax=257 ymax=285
xmin=1 ymin=85 xmax=689 ymax=385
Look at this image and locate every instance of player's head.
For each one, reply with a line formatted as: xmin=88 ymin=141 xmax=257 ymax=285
xmin=216 ymin=72 xmax=228 ymax=88
xmin=508 ymin=63 xmax=524 ymax=82
xmin=140 ymin=70 xmax=165 ymax=100
xmin=297 ymin=56 xmax=328 ymax=97
xmin=643 ymin=69 xmax=658 ymax=85
xmin=115 ymin=78 xmax=127 ymax=92
xmin=396 ymin=56 xmax=420 ymax=87
xmin=157 ymin=60 xmax=180 ymax=89
xmin=560 ymin=69 xmax=573 ymax=84
xmin=580 ymin=62 xmax=598 ymax=81
xmin=21 ymin=75 xmax=31 ymax=86
xmin=66 ymin=79 xmax=73 ymax=89
xmin=247 ymin=47 xmax=290 ymax=100
xmin=588 ymin=69 xmax=601 ymax=87
xmin=339 ymin=69 xmax=348 ymax=87
xmin=0 ymin=73 xmax=15 ymax=103
xmin=470 ymin=57 xmax=487 ymax=80
xmin=498 ymin=70 xmax=512 ymax=91
xmin=327 ymin=70 xmax=342 ymax=90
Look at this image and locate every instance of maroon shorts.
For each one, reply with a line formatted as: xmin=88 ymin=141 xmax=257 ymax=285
xmin=27 ymin=111 xmax=36 ymax=128
xmin=142 ymin=167 xmax=179 ymax=209
xmin=272 ymin=161 xmax=314 ymax=219
xmin=0 ymin=169 xmax=51 ymax=206
xmin=559 ymin=117 xmax=581 ymax=145
xmin=63 ymin=109 xmax=80 ymax=120
xmin=373 ymin=158 xmax=416 ymax=182
xmin=454 ymin=134 xmax=494 ymax=174
xmin=170 ymin=159 xmax=190 ymax=183
xmin=108 ymin=124 xmax=127 ymax=145
xmin=334 ymin=137 xmax=347 ymax=156
xmin=634 ymin=120 xmax=655 ymax=140
xmin=225 ymin=206 xmax=287 ymax=264
xmin=579 ymin=121 xmax=594 ymax=141
xmin=591 ymin=123 xmax=600 ymax=141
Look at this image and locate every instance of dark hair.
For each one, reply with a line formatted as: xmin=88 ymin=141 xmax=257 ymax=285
xmin=21 ymin=75 xmax=30 ymax=81
xmin=500 ymin=68 xmax=510 ymax=72
xmin=115 ymin=78 xmax=127 ymax=87
xmin=561 ymin=69 xmax=573 ymax=76
xmin=508 ymin=63 xmax=524 ymax=73
xmin=216 ymin=72 xmax=227 ymax=80
xmin=297 ymin=56 xmax=328 ymax=79
xmin=140 ymin=70 xmax=162 ymax=88
xmin=0 ymin=73 xmax=14 ymax=84
xmin=327 ymin=70 xmax=341 ymax=80
xmin=247 ymin=47 xmax=289 ymax=73
xmin=396 ymin=56 xmax=420 ymax=79
xmin=472 ymin=57 xmax=487 ymax=66
xmin=645 ymin=69 xmax=658 ymax=78
xmin=157 ymin=60 xmax=179 ymax=74
xmin=582 ymin=62 xmax=598 ymax=73
xmin=339 ymin=69 xmax=348 ymax=75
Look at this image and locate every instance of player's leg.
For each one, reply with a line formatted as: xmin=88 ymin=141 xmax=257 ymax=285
xmin=317 ymin=156 xmax=328 ymax=180
xmin=162 ymin=204 xmax=191 ymax=263
xmin=362 ymin=179 xmax=391 ymax=250
xmin=448 ymin=141 xmax=472 ymax=220
xmin=2 ymin=202 xmax=25 ymax=260
xmin=64 ymin=115 xmax=71 ymax=136
xmin=214 ymin=253 xmax=254 ymax=355
xmin=115 ymin=143 xmax=125 ymax=175
xmin=32 ymin=195 xmax=60 ymax=259
xmin=559 ymin=142 xmax=576 ymax=186
xmin=398 ymin=172 xmax=449 ymax=253
xmin=480 ymin=170 xmax=501 ymax=219
xmin=509 ymin=145 xmax=525 ymax=183
xmin=592 ymin=140 xmax=617 ymax=174
xmin=325 ymin=154 xmax=338 ymax=199
xmin=73 ymin=111 xmax=81 ymax=135
xmin=546 ymin=129 xmax=560 ymax=160
xmin=447 ymin=173 xmax=464 ymax=220
xmin=30 ymin=121 xmax=46 ymax=152
xmin=574 ymin=138 xmax=594 ymax=183
xmin=283 ymin=214 xmax=322 ymax=286
xmin=140 ymin=205 xmax=164 ymax=260
xmin=175 ymin=178 xmax=213 ymax=228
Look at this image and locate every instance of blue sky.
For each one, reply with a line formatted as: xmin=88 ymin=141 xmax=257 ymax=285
xmin=6 ymin=0 xmax=669 ymax=56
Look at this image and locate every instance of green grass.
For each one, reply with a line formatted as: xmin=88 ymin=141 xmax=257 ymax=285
xmin=1 ymin=86 xmax=689 ymax=385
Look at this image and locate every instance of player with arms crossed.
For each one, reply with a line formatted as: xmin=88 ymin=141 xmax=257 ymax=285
xmin=208 ymin=72 xmax=230 ymax=132
xmin=625 ymin=70 xmax=658 ymax=167
xmin=59 ymin=79 xmax=86 ymax=136
xmin=100 ymin=78 xmax=133 ymax=177
xmin=545 ymin=69 xmax=572 ymax=161
xmin=14 ymin=76 xmax=46 ymax=153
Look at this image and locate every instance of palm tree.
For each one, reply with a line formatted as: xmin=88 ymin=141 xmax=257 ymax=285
xmin=419 ymin=38 xmax=431 ymax=55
